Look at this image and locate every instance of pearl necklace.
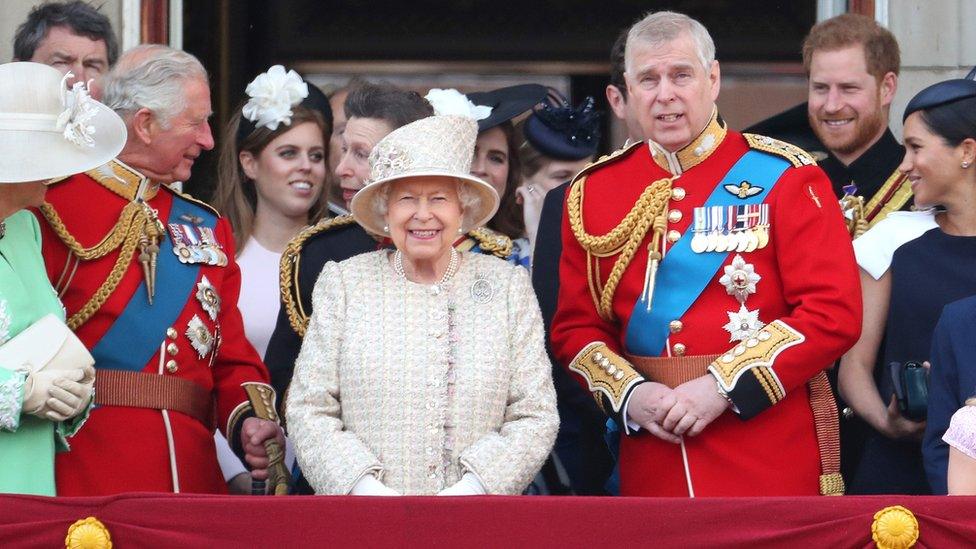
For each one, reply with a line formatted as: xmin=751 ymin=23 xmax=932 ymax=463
xmin=394 ymin=248 xmax=460 ymax=288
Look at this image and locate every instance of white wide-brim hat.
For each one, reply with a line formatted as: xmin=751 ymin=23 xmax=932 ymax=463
xmin=350 ymin=114 xmax=499 ymax=236
xmin=0 ymin=62 xmax=127 ymax=183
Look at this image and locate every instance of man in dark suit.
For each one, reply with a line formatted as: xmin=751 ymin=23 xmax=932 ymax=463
xmin=748 ymin=14 xmax=911 ymax=235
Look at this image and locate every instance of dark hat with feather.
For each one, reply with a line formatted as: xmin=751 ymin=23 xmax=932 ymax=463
xmin=523 ymin=90 xmax=602 ymax=160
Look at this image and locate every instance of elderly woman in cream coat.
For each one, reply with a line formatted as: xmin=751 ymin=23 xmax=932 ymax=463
xmin=286 ymin=110 xmax=558 ymax=496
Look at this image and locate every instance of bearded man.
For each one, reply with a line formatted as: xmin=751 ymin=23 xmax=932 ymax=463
xmin=751 ymin=14 xmax=910 ymax=236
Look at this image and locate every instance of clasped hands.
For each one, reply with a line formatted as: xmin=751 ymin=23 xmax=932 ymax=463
xmin=22 ymin=365 xmax=95 ymax=422
xmin=626 ymin=375 xmax=731 ymax=443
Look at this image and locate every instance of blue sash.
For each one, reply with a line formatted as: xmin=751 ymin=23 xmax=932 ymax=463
xmin=91 ymin=198 xmax=216 ymax=371
xmin=623 ymin=151 xmax=789 ymax=356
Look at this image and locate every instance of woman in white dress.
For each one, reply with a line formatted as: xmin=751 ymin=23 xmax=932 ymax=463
xmin=286 ymin=111 xmax=559 ymax=495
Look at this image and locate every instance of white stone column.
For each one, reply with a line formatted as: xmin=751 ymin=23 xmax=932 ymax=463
xmin=887 ymin=0 xmax=976 ymax=136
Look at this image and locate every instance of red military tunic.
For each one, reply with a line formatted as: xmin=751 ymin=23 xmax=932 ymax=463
xmin=551 ymin=113 xmax=861 ymax=497
xmin=36 ymin=160 xmax=272 ymax=495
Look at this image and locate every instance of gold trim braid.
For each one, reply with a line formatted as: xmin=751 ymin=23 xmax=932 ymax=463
xmin=743 ymin=133 xmax=817 ymax=168
xmin=708 ymin=320 xmax=804 ymax=398
xmin=569 ymin=342 xmax=643 ymax=413
xmin=864 ymin=169 xmax=913 ymax=229
xmin=567 ymin=176 xmax=672 ymax=321
xmin=279 ymin=215 xmax=358 ymax=337
xmin=39 ymin=202 xmax=142 ymax=260
xmin=466 ymin=227 xmax=513 ymax=258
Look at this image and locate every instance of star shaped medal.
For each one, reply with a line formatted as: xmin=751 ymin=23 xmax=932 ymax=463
xmin=723 ymin=304 xmax=766 ymax=342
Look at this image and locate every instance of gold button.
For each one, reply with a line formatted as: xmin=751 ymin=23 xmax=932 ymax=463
xmin=673 ymin=343 xmax=686 ymax=356
xmin=166 ymin=343 xmax=178 ymax=356
xmin=165 ymin=360 xmax=178 ymax=373
xmin=166 ymin=327 xmax=178 ymax=339
xmin=668 ymin=209 xmax=683 ymax=223
xmin=672 ymin=187 xmax=686 ymax=201
xmin=669 ymin=320 xmax=683 ymax=333
xmin=667 ymin=229 xmax=681 ymax=243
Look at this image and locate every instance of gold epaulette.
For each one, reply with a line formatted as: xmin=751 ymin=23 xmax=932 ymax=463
xmin=160 ymin=184 xmax=220 ymax=217
xmin=280 ymin=214 xmax=357 ymax=337
xmin=465 ymin=227 xmax=512 ymax=259
xmin=573 ymin=140 xmax=645 ymax=182
xmin=743 ymin=133 xmax=817 ymax=168
xmin=46 ymin=175 xmax=71 ymax=186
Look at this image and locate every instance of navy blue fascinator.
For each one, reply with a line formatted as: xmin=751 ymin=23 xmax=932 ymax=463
xmin=903 ymin=78 xmax=976 ymax=122
xmin=523 ymin=92 xmax=602 ymax=160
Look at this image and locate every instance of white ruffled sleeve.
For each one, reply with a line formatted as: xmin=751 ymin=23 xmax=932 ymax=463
xmin=853 ymin=211 xmax=938 ymax=280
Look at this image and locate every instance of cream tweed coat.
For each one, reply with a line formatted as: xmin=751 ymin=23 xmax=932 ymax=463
xmin=286 ymin=251 xmax=558 ymax=495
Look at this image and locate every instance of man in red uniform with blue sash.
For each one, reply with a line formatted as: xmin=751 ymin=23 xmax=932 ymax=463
xmin=551 ymin=11 xmax=862 ymax=496
xmin=36 ymin=45 xmax=283 ymax=495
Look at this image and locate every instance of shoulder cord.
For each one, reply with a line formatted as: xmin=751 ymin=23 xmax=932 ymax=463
xmin=567 ymin=176 xmax=672 ymax=321
xmin=40 ymin=201 xmax=154 ymax=329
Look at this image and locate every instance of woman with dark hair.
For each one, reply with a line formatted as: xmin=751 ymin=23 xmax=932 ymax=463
xmin=462 ymin=85 xmax=548 ymax=268
xmin=210 ymin=65 xmax=332 ymax=492
xmin=839 ymin=78 xmax=976 ymax=494
xmin=212 ymin=64 xmax=332 ymax=359
xmin=516 ymin=93 xmax=602 ymax=255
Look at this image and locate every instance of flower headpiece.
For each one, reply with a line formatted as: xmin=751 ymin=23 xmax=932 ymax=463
xmin=242 ymin=65 xmax=309 ymax=131
xmin=424 ymin=88 xmax=492 ymax=121
xmin=56 ymin=72 xmax=98 ymax=148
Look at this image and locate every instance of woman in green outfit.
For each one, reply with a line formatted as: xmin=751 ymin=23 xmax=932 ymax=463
xmin=0 ymin=62 xmax=126 ymax=495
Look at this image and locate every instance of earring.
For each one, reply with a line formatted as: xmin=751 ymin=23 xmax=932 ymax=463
xmin=963 ymin=161 xmax=972 ymax=169
xmin=383 ymin=225 xmax=389 ymax=233
xmin=457 ymin=227 xmax=464 ymax=235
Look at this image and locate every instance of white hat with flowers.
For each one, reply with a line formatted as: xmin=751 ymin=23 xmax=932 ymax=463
xmin=0 ymin=62 xmax=126 ymax=183
xmin=349 ymin=89 xmax=499 ymax=236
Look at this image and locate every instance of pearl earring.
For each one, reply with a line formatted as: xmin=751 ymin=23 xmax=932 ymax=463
xmin=963 ymin=161 xmax=972 ymax=169
xmin=457 ymin=227 xmax=464 ymax=235
xmin=383 ymin=225 xmax=389 ymax=233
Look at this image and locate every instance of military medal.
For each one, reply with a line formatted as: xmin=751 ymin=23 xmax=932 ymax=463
xmin=195 ymin=276 xmax=221 ymax=321
xmin=723 ymin=304 xmax=766 ymax=342
xmin=719 ymin=254 xmax=761 ymax=303
xmin=690 ymin=208 xmax=708 ymax=253
xmin=168 ymin=224 xmax=229 ymax=266
xmin=756 ymin=205 xmax=770 ymax=249
xmin=705 ymin=208 xmax=720 ymax=252
xmin=186 ymin=314 xmax=214 ymax=358
xmin=723 ymin=206 xmax=738 ymax=252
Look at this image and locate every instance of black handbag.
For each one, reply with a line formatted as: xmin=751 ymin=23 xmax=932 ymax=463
xmin=888 ymin=361 xmax=928 ymax=421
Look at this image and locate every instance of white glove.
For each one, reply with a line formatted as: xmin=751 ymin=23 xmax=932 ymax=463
xmin=22 ymin=366 xmax=94 ymax=422
xmin=437 ymin=473 xmax=487 ymax=496
xmin=350 ymin=474 xmax=400 ymax=496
